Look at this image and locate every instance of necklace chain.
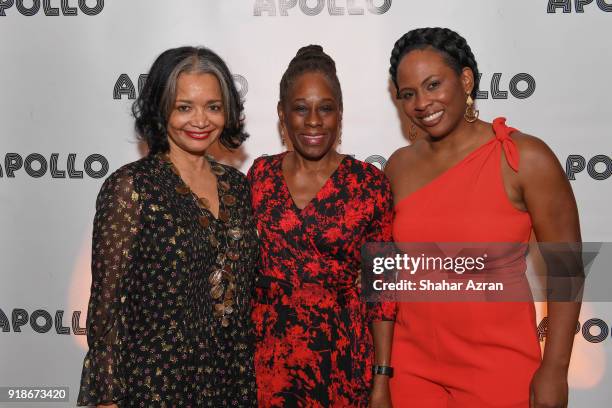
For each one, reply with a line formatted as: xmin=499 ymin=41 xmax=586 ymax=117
xmin=159 ymin=153 xmax=241 ymax=328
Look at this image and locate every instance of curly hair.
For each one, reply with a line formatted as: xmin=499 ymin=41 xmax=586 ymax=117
xmin=132 ymin=46 xmax=248 ymax=154
xmin=279 ymin=44 xmax=343 ymax=111
xmin=389 ymin=27 xmax=480 ymax=99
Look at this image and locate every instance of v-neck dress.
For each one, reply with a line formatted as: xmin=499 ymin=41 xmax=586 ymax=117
xmin=77 ymin=154 xmax=258 ymax=407
xmin=248 ymin=153 xmax=396 ymax=408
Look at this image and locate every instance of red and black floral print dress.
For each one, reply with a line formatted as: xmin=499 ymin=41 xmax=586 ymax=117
xmin=248 ymin=152 xmax=396 ymax=408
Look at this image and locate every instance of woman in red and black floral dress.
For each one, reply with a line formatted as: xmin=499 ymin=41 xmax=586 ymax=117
xmin=248 ymin=45 xmax=395 ymax=407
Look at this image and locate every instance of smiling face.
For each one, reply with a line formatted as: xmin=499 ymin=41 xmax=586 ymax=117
xmin=166 ymin=72 xmax=226 ymax=157
xmin=396 ymin=48 xmax=474 ymax=138
xmin=279 ymin=71 xmax=342 ymax=161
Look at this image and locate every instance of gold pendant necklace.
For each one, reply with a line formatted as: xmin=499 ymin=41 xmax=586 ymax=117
xmin=159 ymin=153 xmax=242 ymax=328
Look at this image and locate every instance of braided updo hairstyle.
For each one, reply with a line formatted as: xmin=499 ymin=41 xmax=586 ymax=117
xmin=279 ymin=45 xmax=343 ymax=110
xmin=389 ymin=27 xmax=480 ymax=99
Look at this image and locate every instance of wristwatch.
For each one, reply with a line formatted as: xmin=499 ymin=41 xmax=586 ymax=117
xmin=372 ymin=365 xmax=394 ymax=377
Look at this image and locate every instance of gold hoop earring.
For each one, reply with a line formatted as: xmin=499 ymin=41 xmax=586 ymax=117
xmin=464 ymin=94 xmax=479 ymax=123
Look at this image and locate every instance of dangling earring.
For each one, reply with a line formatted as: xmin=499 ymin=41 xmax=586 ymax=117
xmin=408 ymin=123 xmax=418 ymax=141
xmin=464 ymin=94 xmax=479 ymax=123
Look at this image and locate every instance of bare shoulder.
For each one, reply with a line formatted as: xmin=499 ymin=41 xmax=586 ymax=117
xmin=385 ymin=142 xmax=422 ymax=180
xmin=510 ymin=131 xmax=562 ymax=173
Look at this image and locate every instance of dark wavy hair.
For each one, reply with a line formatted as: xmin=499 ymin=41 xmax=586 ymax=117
xmin=279 ymin=44 xmax=343 ymax=110
xmin=389 ymin=27 xmax=480 ymax=99
xmin=132 ymin=46 xmax=248 ymax=154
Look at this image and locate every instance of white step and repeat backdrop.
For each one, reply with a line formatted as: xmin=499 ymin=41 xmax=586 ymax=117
xmin=1 ymin=0 xmax=610 ymax=406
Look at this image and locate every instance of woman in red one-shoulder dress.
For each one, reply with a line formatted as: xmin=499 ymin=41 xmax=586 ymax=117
xmin=369 ymin=28 xmax=582 ymax=408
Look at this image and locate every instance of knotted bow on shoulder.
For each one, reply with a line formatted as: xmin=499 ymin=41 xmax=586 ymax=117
xmin=492 ymin=117 xmax=520 ymax=172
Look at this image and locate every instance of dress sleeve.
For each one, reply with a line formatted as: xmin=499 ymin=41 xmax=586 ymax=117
xmin=364 ymin=174 xmax=397 ymax=322
xmin=77 ymin=169 xmax=141 ymax=406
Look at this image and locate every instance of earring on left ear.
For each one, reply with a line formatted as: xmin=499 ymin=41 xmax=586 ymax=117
xmin=464 ymin=94 xmax=479 ymax=123
xmin=408 ymin=123 xmax=418 ymax=141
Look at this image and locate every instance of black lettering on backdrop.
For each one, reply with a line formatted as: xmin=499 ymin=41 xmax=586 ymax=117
xmin=582 ymin=318 xmax=609 ymax=343
xmin=115 ymin=73 xmax=248 ymax=100
xmin=300 ymin=0 xmax=324 ymax=16
xmin=0 ymin=0 xmax=15 ymax=16
xmin=114 ymin=74 xmax=136 ymax=100
xmin=366 ymin=0 xmax=391 ymax=14
xmin=476 ymin=73 xmax=536 ymax=100
xmin=233 ymin=74 xmax=249 ymax=100
xmin=566 ymin=155 xmax=612 ymax=180
xmin=254 ymin=0 xmax=276 ymax=16
xmin=72 ymin=311 xmax=86 ymax=335
xmin=43 ymin=0 xmax=59 ymax=15
xmin=0 ymin=0 xmax=103 ymax=15
xmin=328 ymin=0 xmax=343 ymax=15
xmin=79 ymin=0 xmax=103 ymax=15
xmin=55 ymin=311 xmax=70 ymax=334
xmin=67 ymin=153 xmax=83 ymax=178
xmin=138 ymin=74 xmax=148 ymax=95
xmin=548 ymin=0 xmax=572 ymax=12
xmin=566 ymin=155 xmax=586 ymax=180
xmin=347 ymin=0 xmax=364 ymax=14
xmin=0 ymin=308 xmax=9 ymax=332
xmin=1 ymin=153 xmax=109 ymax=178
xmin=0 ymin=308 xmax=87 ymax=334
xmin=12 ymin=309 xmax=28 ymax=332
xmin=254 ymin=0 xmax=390 ymax=16
xmin=30 ymin=309 xmax=53 ymax=333
xmin=16 ymin=0 xmax=40 ymax=16
xmin=24 ymin=153 xmax=48 ymax=178
xmin=50 ymin=153 xmax=65 ymax=178
xmin=61 ymin=0 xmax=76 ymax=15
xmin=547 ymin=0 xmax=612 ymax=11
xmin=509 ymin=73 xmax=537 ymax=99
xmin=598 ymin=0 xmax=612 ymax=11
xmin=84 ymin=154 xmax=109 ymax=178
xmin=364 ymin=155 xmax=387 ymax=170
xmin=5 ymin=153 xmax=23 ymax=177
xmin=587 ymin=155 xmax=612 ymax=180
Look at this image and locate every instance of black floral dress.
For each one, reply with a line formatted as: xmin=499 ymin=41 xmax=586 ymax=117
xmin=248 ymin=153 xmax=396 ymax=408
xmin=78 ymin=154 xmax=258 ymax=407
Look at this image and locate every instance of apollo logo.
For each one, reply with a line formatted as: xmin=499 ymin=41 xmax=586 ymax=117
xmin=538 ymin=317 xmax=612 ymax=343
xmin=0 ymin=153 xmax=109 ymax=179
xmin=476 ymin=73 xmax=536 ymax=100
xmin=254 ymin=0 xmax=391 ymax=16
xmin=0 ymin=0 xmax=104 ymax=16
xmin=0 ymin=307 xmax=86 ymax=335
xmin=113 ymin=74 xmax=249 ymax=100
xmin=566 ymin=155 xmax=611 ymax=180
xmin=547 ymin=0 xmax=612 ymax=12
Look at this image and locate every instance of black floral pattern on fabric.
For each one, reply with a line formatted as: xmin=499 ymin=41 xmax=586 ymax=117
xmin=78 ymin=154 xmax=258 ymax=407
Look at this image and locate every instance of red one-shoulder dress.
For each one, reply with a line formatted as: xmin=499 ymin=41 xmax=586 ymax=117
xmin=390 ymin=118 xmax=541 ymax=407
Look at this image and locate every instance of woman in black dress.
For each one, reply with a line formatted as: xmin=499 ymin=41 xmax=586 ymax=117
xmin=77 ymin=47 xmax=258 ymax=407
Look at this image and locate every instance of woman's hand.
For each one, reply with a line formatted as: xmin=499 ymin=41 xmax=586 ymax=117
xmin=529 ymin=363 xmax=568 ymax=408
xmin=369 ymin=375 xmax=393 ymax=408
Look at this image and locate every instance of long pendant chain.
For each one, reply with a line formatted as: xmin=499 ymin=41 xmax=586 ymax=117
xmin=160 ymin=153 xmax=241 ymax=328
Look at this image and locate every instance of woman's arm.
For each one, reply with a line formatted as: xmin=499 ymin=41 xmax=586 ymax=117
xmin=370 ymin=321 xmax=395 ymax=408
xmin=78 ymin=169 xmax=142 ymax=407
xmin=515 ymin=133 xmax=582 ymax=408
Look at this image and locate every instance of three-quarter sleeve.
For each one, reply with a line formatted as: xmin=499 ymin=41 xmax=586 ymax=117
xmin=364 ymin=174 xmax=397 ymax=322
xmin=78 ymin=169 xmax=141 ymax=406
